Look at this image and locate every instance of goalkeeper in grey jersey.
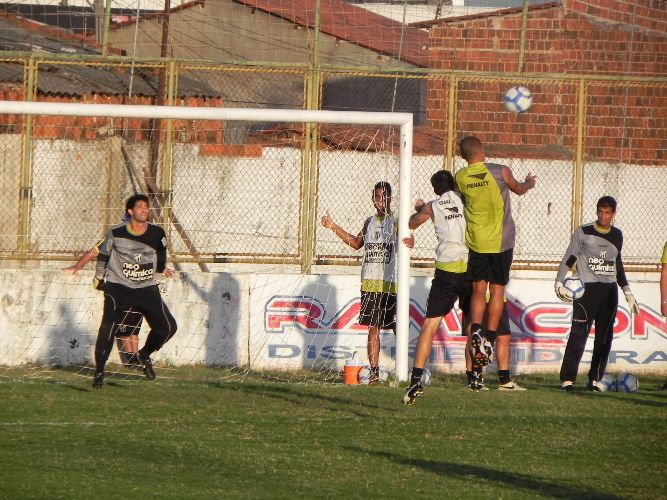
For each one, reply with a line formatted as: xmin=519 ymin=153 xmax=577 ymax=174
xmin=554 ymin=196 xmax=639 ymax=392
xmin=92 ymin=194 xmax=177 ymax=388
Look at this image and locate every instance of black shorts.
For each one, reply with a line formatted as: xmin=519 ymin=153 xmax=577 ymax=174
xmin=359 ymin=291 xmax=396 ymax=329
xmin=465 ymin=248 xmax=513 ymax=286
xmin=425 ymin=269 xmax=471 ymax=318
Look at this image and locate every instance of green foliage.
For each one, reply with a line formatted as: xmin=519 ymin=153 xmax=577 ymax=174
xmin=0 ymin=369 xmax=665 ymax=499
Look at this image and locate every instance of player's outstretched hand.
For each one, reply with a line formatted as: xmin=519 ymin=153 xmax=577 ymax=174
xmin=525 ymin=172 xmax=537 ymax=189
xmin=623 ymin=288 xmax=640 ymax=314
xmin=414 ymin=199 xmax=425 ymax=212
xmin=554 ymin=281 xmax=573 ymax=302
xmin=403 ymin=234 xmax=415 ymax=249
xmin=163 ymin=268 xmax=175 ymax=279
xmin=321 ymin=213 xmax=335 ymax=230
xmin=63 ymin=265 xmax=79 ymax=275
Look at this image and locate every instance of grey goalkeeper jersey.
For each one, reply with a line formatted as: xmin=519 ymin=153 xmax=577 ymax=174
xmin=95 ymin=223 xmax=168 ymax=289
xmin=556 ymin=222 xmax=628 ymax=287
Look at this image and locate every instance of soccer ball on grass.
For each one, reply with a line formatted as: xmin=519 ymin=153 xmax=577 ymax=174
xmin=616 ymin=372 xmax=638 ymax=393
xmin=598 ymin=373 xmax=617 ymax=392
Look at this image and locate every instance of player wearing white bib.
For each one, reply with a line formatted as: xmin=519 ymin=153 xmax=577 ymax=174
xmin=403 ymin=170 xmax=471 ymax=404
xmin=322 ymin=182 xmax=412 ymax=385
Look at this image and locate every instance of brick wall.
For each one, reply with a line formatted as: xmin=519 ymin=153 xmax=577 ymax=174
xmin=426 ymin=0 xmax=667 ymax=165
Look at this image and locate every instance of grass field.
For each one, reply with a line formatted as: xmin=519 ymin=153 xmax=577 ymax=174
xmin=1 ymin=368 xmax=665 ymax=499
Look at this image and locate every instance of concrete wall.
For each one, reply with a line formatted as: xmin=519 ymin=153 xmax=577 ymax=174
xmin=0 ymin=268 xmax=664 ymax=375
xmin=2 ymin=137 xmax=666 ymax=265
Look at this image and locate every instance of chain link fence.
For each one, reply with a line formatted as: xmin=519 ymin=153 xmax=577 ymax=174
xmin=0 ymin=58 xmax=665 ymax=269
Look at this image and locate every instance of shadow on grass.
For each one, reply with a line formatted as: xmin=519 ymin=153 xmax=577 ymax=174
xmin=41 ymin=366 xmax=146 ymax=391
xmin=345 ymin=446 xmax=622 ymax=499
xmin=207 ymin=381 xmax=387 ymax=417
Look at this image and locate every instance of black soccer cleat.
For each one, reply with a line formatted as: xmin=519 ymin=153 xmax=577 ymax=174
xmin=587 ymin=380 xmax=602 ymax=392
xmin=402 ymin=383 xmax=424 ymax=405
xmin=561 ymin=381 xmax=574 ymax=393
xmin=468 ymin=372 xmax=489 ymax=392
xmin=139 ymin=355 xmax=156 ymax=380
xmin=92 ymin=371 xmax=104 ymax=389
xmin=470 ymin=331 xmax=491 ymax=368
xmin=129 ymin=353 xmax=156 ymax=380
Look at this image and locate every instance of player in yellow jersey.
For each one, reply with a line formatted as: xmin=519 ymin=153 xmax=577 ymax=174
xmin=455 ymin=136 xmax=536 ymax=372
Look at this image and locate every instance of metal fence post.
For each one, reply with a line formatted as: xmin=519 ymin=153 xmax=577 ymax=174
xmin=445 ymin=75 xmax=458 ymax=172
xmin=161 ymin=59 xmax=176 ymax=232
xmin=572 ymin=78 xmax=587 ymax=232
xmin=17 ymin=56 xmax=36 ymax=259
xmin=299 ymin=0 xmax=321 ymax=274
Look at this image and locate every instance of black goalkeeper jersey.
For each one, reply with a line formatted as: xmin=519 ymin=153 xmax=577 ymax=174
xmin=95 ymin=223 xmax=167 ymax=289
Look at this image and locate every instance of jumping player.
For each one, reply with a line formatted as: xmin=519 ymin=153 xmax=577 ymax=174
xmin=92 ymin=194 xmax=177 ymax=388
xmin=555 ymin=196 xmax=639 ymax=392
xmin=455 ymin=136 xmax=536 ymax=372
xmin=403 ymin=170 xmax=470 ymax=404
xmin=463 ymin=297 xmax=526 ymax=391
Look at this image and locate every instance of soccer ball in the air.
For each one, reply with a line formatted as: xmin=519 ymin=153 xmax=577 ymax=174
xmin=598 ymin=373 xmax=617 ymax=392
xmin=503 ymin=86 xmax=533 ymax=113
xmin=616 ymin=372 xmax=639 ymax=393
xmin=563 ymin=276 xmax=585 ymax=300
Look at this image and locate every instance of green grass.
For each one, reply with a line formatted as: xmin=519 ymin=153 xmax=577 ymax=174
xmin=0 ymin=368 xmax=665 ymax=499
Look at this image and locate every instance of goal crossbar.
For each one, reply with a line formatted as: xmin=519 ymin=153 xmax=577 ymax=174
xmin=0 ymin=100 xmax=414 ymax=382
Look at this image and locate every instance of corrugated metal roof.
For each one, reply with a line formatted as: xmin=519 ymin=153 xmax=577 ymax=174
xmin=0 ymin=16 xmax=220 ymax=97
xmin=234 ymin=0 xmax=429 ymax=67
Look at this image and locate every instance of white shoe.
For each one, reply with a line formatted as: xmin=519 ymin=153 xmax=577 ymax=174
xmin=499 ymin=381 xmax=527 ymax=391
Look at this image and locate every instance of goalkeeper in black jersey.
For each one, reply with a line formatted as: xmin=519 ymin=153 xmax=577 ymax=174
xmin=554 ymin=196 xmax=639 ymax=392
xmin=92 ymin=194 xmax=177 ymax=388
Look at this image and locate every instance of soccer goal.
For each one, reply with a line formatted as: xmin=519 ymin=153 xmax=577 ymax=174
xmin=0 ymin=100 xmax=415 ymax=383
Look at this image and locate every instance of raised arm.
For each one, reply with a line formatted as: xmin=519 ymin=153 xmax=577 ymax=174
xmin=321 ymin=214 xmax=365 ymax=250
xmin=501 ymin=165 xmax=537 ymax=195
xmin=408 ymin=199 xmax=433 ymax=231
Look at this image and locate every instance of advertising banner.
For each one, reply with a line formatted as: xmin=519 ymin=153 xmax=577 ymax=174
xmin=250 ymin=274 xmax=666 ymax=374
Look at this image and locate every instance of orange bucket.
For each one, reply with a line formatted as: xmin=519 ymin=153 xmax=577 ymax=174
xmin=344 ymin=359 xmax=364 ymax=385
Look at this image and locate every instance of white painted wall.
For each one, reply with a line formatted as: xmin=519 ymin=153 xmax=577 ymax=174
xmin=1 ymin=268 xmax=664 ymax=376
xmin=3 ymin=137 xmax=665 ymax=265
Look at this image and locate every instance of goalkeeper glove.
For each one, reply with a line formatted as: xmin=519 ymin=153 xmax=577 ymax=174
xmin=92 ymin=277 xmax=104 ymax=291
xmin=622 ymin=286 xmax=640 ymax=314
xmin=554 ymin=281 xmax=573 ymax=303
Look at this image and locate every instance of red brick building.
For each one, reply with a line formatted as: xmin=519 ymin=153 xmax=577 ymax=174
xmin=420 ymin=0 xmax=667 ymax=165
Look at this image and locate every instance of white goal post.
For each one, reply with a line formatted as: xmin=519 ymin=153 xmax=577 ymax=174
xmin=0 ymin=100 xmax=414 ymax=382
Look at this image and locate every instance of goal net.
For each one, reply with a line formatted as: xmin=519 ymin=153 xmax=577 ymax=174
xmin=0 ymin=100 xmax=418 ymax=384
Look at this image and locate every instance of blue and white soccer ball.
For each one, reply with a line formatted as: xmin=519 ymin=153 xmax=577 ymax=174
xmin=503 ymin=85 xmax=533 ymax=113
xmin=563 ymin=276 xmax=585 ymax=300
xmin=357 ymin=366 xmax=390 ymax=384
xmin=421 ymin=367 xmax=432 ymax=387
xmin=598 ymin=373 xmax=617 ymax=392
xmin=616 ymin=372 xmax=639 ymax=393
